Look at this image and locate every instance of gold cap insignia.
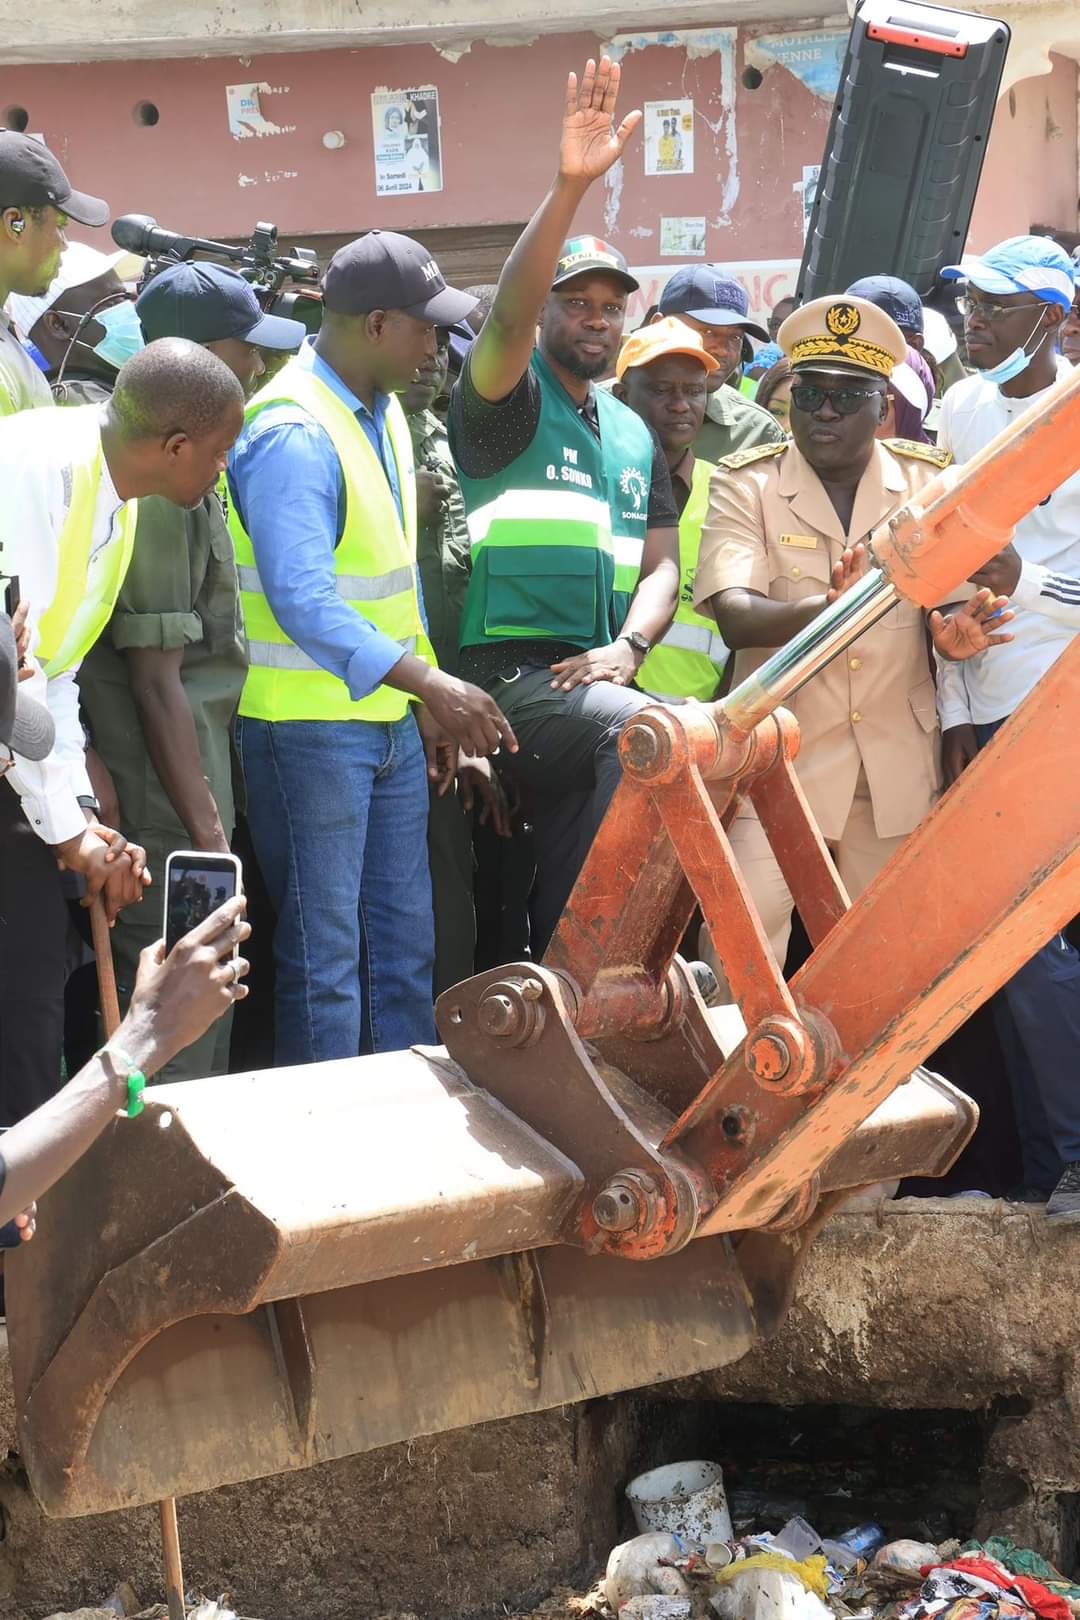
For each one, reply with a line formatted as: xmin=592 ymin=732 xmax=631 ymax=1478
xmin=826 ymin=302 xmax=861 ymax=337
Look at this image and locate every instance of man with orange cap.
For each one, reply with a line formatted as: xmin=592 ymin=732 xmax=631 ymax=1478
xmin=692 ymin=294 xmax=1009 ymax=966
xmin=613 ymin=316 xmax=729 ymax=702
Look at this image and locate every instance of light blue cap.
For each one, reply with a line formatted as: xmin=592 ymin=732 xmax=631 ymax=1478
xmin=940 ymin=235 xmax=1076 ymax=311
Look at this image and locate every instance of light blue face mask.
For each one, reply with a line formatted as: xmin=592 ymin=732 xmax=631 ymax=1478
xmin=980 ymin=310 xmax=1049 ymax=386
xmin=80 ymin=299 xmax=145 ymax=370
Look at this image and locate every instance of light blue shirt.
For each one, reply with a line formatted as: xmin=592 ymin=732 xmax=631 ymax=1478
xmin=227 ymin=338 xmax=418 ymax=703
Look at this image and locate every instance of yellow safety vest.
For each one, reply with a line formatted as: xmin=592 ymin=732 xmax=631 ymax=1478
xmin=35 ymin=407 xmax=138 ymax=677
xmin=227 ymin=358 xmax=435 ymax=723
xmin=637 ymin=457 xmax=728 ymax=702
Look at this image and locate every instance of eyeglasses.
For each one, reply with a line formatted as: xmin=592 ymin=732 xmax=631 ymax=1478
xmin=955 ymin=295 xmax=1046 ymax=323
xmin=790 ymin=383 xmax=883 ymax=416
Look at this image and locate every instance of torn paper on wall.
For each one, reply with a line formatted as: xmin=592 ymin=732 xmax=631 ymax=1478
xmin=745 ymin=30 xmax=848 ymax=101
xmin=226 ymin=83 xmax=293 ymax=139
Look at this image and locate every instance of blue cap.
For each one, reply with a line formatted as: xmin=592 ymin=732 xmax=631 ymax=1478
xmin=659 ymin=265 xmax=769 ymax=341
xmin=940 ymin=235 xmax=1076 ymax=312
xmin=750 ymin=340 xmax=785 ymax=370
xmin=845 ymin=274 xmax=923 ymax=334
xmin=136 ymin=261 xmax=306 ymax=350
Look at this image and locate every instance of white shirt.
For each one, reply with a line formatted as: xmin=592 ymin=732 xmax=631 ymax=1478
xmin=0 ymin=405 xmax=127 ymax=844
xmin=935 ymin=357 xmax=1080 ymax=728
xmin=0 ymin=315 xmax=54 ymax=417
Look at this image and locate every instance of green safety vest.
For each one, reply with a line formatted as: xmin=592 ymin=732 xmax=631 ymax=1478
xmin=35 ymin=406 xmax=139 ymax=677
xmin=637 ymin=457 xmax=728 ymax=702
xmin=228 ymin=358 xmax=435 ymax=724
xmin=456 ymin=349 xmax=656 ymax=649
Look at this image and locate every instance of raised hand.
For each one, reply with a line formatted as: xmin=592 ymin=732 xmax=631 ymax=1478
xmin=824 ymin=541 xmax=869 ymax=606
xmin=929 ymin=589 xmax=1015 ymax=662
xmin=559 ymin=56 xmax=642 ymax=184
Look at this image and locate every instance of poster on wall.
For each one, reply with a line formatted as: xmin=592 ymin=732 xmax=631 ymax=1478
xmin=371 ymin=87 xmax=443 ymax=196
xmin=660 ymin=217 xmax=707 ymax=257
xmin=644 ymin=101 xmax=695 ymax=177
xmin=226 ymin=83 xmax=291 ymax=139
xmin=744 ymin=30 xmax=848 ymax=101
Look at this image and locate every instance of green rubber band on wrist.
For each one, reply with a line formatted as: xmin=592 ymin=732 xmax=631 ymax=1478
xmin=126 ymin=1071 xmax=146 ymax=1119
xmin=102 ymin=1045 xmax=147 ymax=1118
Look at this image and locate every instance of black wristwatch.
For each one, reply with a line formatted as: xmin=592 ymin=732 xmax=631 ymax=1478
xmin=619 ymin=631 xmax=652 ymax=660
xmin=76 ymin=795 xmax=101 ymax=816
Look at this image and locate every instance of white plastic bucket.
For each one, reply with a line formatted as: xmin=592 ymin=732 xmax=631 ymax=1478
xmin=626 ymin=1460 xmax=734 ymax=1543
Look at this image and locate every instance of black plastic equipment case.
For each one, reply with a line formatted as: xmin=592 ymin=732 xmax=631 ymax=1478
xmin=797 ymin=0 xmax=1010 ymax=301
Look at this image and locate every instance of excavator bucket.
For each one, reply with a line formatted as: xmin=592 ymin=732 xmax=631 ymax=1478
xmin=11 ymin=360 xmax=1080 ymax=1521
xmin=8 ymin=1043 xmax=971 ymax=1517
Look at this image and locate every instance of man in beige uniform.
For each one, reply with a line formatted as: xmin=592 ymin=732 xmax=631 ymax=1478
xmin=695 ymin=295 xmax=958 ymax=962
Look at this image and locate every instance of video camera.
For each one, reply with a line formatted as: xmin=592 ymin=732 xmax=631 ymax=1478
xmin=110 ymin=213 xmax=324 ymax=333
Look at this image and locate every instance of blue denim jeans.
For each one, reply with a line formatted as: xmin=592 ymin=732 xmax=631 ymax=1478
xmin=976 ymin=716 xmax=1080 ymax=1186
xmin=237 ymin=713 xmax=436 ymax=1066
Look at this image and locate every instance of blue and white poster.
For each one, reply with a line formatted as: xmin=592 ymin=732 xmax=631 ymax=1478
xmin=745 ymin=30 xmax=848 ymax=101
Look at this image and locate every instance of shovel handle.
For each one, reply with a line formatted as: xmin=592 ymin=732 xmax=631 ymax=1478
xmin=91 ymin=898 xmax=185 ymax=1618
xmin=89 ymin=897 xmax=121 ymax=1041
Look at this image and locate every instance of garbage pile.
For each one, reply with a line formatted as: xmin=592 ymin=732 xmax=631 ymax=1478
xmin=597 ymin=1462 xmax=1080 ymax=1620
xmin=43 ymin=1596 xmax=246 ymax=1620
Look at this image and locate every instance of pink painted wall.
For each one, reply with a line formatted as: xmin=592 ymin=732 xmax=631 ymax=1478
xmin=1 ymin=29 xmax=1074 ymax=313
xmin=0 ymin=30 xmax=831 ymax=258
xmin=968 ymin=51 xmax=1079 ymax=252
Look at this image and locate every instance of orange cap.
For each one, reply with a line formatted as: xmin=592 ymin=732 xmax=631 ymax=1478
xmin=615 ymin=315 xmax=722 ymax=381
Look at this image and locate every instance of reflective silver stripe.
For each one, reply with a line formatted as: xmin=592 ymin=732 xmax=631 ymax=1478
xmin=238 ymin=564 xmax=414 ymax=602
xmin=613 ymin=534 xmax=645 ymax=570
xmin=660 ymin=621 xmax=728 ymax=667
xmin=338 ymin=565 xmax=415 ymax=601
xmin=246 ymin=635 xmax=417 ymax=672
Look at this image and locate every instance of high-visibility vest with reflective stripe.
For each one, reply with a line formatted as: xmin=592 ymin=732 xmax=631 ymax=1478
xmin=637 ymin=458 xmax=729 ymax=703
xmin=455 ymin=349 xmax=655 ymax=649
xmin=227 ymin=359 xmax=434 ymax=723
xmin=34 ymin=406 xmax=139 ymax=677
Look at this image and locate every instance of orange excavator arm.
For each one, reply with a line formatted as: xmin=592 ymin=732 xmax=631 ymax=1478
xmin=9 ymin=361 xmax=1080 ymax=1519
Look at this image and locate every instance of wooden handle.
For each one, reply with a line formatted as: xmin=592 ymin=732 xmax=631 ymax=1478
xmin=89 ymin=897 xmax=121 ymax=1040
xmin=160 ymin=1496 xmax=186 ymax=1620
xmin=92 ymin=910 xmax=185 ymax=1616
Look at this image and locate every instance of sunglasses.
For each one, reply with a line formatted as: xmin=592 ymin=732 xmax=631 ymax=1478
xmin=790 ymin=383 xmax=883 ymax=416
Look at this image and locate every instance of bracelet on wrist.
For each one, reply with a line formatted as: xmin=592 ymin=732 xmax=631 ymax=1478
xmin=100 ymin=1044 xmax=147 ymax=1118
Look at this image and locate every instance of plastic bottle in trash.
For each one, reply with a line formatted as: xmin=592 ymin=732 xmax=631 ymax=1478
xmin=833 ymin=1524 xmax=887 ymax=1558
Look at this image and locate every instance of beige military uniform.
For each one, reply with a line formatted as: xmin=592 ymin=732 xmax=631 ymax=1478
xmin=694 ymin=434 xmax=951 ymax=961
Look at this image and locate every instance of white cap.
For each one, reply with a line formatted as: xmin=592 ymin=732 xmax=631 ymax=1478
xmin=921 ymin=306 xmax=958 ymax=365
xmin=6 ymin=241 xmax=142 ymax=338
xmin=890 ymin=359 xmax=929 ymax=420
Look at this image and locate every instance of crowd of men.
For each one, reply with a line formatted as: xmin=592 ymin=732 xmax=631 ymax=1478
xmin=1 ymin=52 xmax=1079 ymax=1233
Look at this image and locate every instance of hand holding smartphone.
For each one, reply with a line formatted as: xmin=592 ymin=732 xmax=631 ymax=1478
xmin=164 ymin=849 xmax=244 ymax=956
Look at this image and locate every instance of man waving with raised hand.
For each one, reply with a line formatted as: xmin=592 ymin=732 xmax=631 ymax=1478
xmin=450 ymin=57 xmax=679 ymax=955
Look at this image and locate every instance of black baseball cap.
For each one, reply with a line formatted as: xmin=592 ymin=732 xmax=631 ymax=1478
xmin=0 ymin=614 xmax=54 ymax=762
xmin=659 ymin=266 xmax=769 ymax=341
xmin=552 ymin=234 xmax=638 ymax=293
xmin=0 ymin=131 xmax=108 ymax=228
xmin=323 ymin=231 xmax=478 ymax=325
xmin=136 ymin=261 xmax=306 ymax=350
xmin=845 ymin=274 xmax=924 ymax=335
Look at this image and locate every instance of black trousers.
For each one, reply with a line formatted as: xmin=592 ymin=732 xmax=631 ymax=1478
xmin=0 ymin=781 xmax=68 ymax=1125
xmin=480 ymin=664 xmax=653 ymax=957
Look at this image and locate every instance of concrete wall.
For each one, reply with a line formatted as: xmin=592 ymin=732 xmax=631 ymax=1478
xmin=969 ymin=50 xmax=1079 ymax=250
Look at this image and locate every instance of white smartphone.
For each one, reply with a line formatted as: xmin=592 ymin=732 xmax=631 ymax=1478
xmin=163 ymin=849 xmax=244 ymax=957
